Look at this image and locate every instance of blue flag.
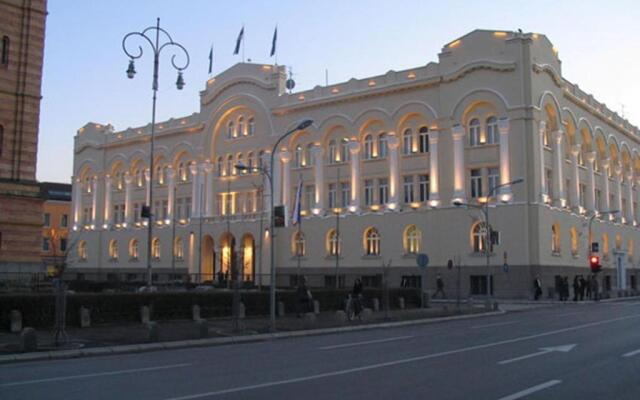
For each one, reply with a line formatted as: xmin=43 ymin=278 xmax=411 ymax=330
xmin=292 ymin=178 xmax=302 ymax=225
xmin=234 ymin=26 xmax=244 ymax=55
xmin=208 ymin=45 xmax=213 ymax=74
xmin=270 ymin=26 xmax=277 ymax=57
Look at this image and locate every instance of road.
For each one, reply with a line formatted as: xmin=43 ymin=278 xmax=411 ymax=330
xmin=1 ymin=300 xmax=640 ymax=400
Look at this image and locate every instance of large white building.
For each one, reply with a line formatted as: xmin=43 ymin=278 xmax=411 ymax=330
xmin=70 ymin=30 xmax=640 ymax=298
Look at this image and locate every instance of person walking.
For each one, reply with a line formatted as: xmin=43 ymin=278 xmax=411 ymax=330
xmin=590 ymin=275 xmax=599 ymax=301
xmin=296 ymin=276 xmax=312 ymax=317
xmin=432 ymin=273 xmax=446 ymax=299
xmin=533 ymin=276 xmax=543 ymax=300
xmin=573 ymin=276 xmax=580 ymax=301
xmin=578 ymin=275 xmax=586 ymax=301
xmin=351 ymin=278 xmax=364 ymax=318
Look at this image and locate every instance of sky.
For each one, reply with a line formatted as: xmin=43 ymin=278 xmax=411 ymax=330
xmin=37 ymin=0 xmax=640 ymax=183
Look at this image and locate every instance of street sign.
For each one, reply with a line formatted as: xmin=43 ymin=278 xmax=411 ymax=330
xmin=416 ymin=253 xmax=429 ymax=269
xmin=591 ymin=242 xmax=599 ymax=253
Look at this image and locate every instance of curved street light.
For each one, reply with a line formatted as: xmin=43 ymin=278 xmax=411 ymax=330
xmin=122 ymin=18 xmax=190 ymax=288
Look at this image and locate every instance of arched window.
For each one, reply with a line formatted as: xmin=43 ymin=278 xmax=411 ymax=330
xmin=129 ymin=238 xmax=139 ymax=260
xmin=216 ymin=156 xmax=224 ymax=177
xmin=226 ymin=154 xmax=233 ymax=176
xmin=327 ymin=229 xmax=341 ymax=256
xmin=174 ymin=237 xmax=184 ymax=260
xmin=151 ymin=237 xmax=161 ymax=260
xmin=108 ymin=239 xmax=118 ymax=260
xmin=237 ymin=116 xmax=245 ymax=137
xmin=471 ymin=222 xmax=485 ymax=253
xmin=364 ymin=227 xmax=381 ymax=256
xmin=404 ymin=225 xmax=421 ymax=254
xmin=363 ymin=135 xmax=373 ymax=160
xmin=155 ymin=164 xmax=165 ymax=185
xmin=328 ymin=140 xmax=337 ymax=164
xmin=551 ymin=223 xmax=560 ymax=253
xmin=247 ymin=152 xmax=254 ymax=171
xmin=134 ymin=168 xmax=144 ymax=187
xmin=237 ymin=153 xmax=244 ymax=174
xmin=247 ymin=117 xmax=255 ymax=136
xmin=1 ymin=36 xmax=9 ymax=65
xmin=402 ymin=129 xmax=413 ymax=155
xmin=113 ymin=170 xmax=123 ymax=191
xmin=306 ymin=143 xmax=314 ymax=167
xmin=486 ymin=116 xmax=498 ymax=144
xmin=469 ymin=118 xmax=481 ymax=146
xmin=78 ymin=240 xmax=87 ymax=261
xmin=292 ymin=231 xmax=305 ymax=256
xmin=418 ymin=126 xmax=429 ymax=153
xmin=378 ymin=133 xmax=388 ymax=158
xmin=340 ymin=138 xmax=350 ymax=163
xmin=177 ymin=161 xmax=187 ymax=181
xmin=294 ymin=145 xmax=303 ymax=168
xmin=570 ymin=227 xmax=578 ymax=256
xmin=227 ymin=121 xmax=234 ymax=139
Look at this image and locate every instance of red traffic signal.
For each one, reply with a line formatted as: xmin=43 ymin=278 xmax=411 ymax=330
xmin=589 ymin=255 xmax=601 ymax=272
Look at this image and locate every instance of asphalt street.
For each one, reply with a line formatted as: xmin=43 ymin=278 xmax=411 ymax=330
xmin=1 ymin=300 xmax=640 ymax=400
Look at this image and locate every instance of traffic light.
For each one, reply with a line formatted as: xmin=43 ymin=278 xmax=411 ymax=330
xmin=589 ymin=255 xmax=601 ymax=273
xmin=274 ymin=206 xmax=285 ymax=228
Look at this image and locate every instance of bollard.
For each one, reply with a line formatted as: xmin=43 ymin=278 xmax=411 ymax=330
xmin=313 ymin=300 xmax=320 ymax=315
xmin=192 ymin=305 xmax=201 ymax=321
xmin=10 ymin=310 xmax=22 ymax=333
xmin=239 ymin=302 xmax=246 ymax=319
xmin=141 ymin=305 xmax=150 ymax=324
xmin=196 ymin=319 xmax=208 ymax=339
xmin=147 ymin=322 xmax=159 ymax=342
xmin=80 ymin=307 xmax=91 ymax=328
xmin=372 ymin=298 xmax=380 ymax=312
xmin=277 ymin=301 xmax=285 ymax=317
xmin=398 ymin=297 xmax=405 ymax=310
xmin=20 ymin=327 xmax=37 ymax=352
xmin=361 ymin=308 xmax=373 ymax=321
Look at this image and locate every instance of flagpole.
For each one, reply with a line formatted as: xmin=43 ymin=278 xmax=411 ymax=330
xmin=334 ymin=167 xmax=340 ymax=289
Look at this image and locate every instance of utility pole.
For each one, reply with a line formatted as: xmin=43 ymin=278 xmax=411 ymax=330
xmin=334 ymin=167 xmax=340 ymax=288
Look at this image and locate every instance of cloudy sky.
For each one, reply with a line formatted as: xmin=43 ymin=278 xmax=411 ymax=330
xmin=38 ymin=0 xmax=640 ymax=182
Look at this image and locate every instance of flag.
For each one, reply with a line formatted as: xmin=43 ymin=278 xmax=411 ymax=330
xmin=234 ymin=26 xmax=244 ymax=55
xmin=292 ymin=178 xmax=303 ymax=225
xmin=270 ymin=26 xmax=277 ymax=57
xmin=208 ymin=45 xmax=213 ymax=74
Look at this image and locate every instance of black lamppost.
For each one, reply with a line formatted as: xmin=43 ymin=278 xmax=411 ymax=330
xmin=122 ymin=18 xmax=190 ymax=287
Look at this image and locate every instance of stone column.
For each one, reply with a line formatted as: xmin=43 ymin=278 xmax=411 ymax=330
xmin=203 ymin=161 xmax=214 ymax=217
xmin=167 ymin=166 xmax=176 ymax=223
xmin=626 ymin=172 xmax=634 ymax=224
xmin=585 ymin=152 xmax=596 ymax=213
xmin=552 ymin=130 xmax=565 ymax=207
xmin=498 ymin=118 xmax=512 ymax=202
xmin=104 ymin=174 xmax=112 ymax=227
xmin=72 ymin=176 xmax=81 ymax=228
xmin=124 ymin=172 xmax=133 ymax=225
xmin=348 ymin=140 xmax=361 ymax=211
xmin=387 ymin=135 xmax=400 ymax=209
xmin=429 ymin=130 xmax=440 ymax=206
xmin=538 ymin=121 xmax=548 ymax=202
xmin=312 ymin=144 xmax=324 ymax=213
xmin=570 ymin=145 xmax=581 ymax=210
xmin=91 ymin=176 xmax=98 ymax=226
xmin=190 ymin=162 xmax=201 ymax=218
xmin=615 ymin=166 xmax=623 ymax=221
xmin=451 ymin=124 xmax=466 ymax=203
xmin=279 ymin=151 xmax=292 ymax=224
xmin=601 ymin=158 xmax=611 ymax=214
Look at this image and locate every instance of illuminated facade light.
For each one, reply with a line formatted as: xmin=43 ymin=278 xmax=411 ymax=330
xmin=312 ymin=208 xmax=321 ymax=215
xmin=410 ymin=202 xmax=420 ymax=209
xmin=348 ymin=205 xmax=357 ymax=213
xmin=429 ymin=199 xmax=440 ymax=208
xmin=493 ymin=31 xmax=507 ymax=37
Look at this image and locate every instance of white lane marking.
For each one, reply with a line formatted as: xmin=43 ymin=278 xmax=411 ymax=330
xmin=498 ymin=344 xmax=577 ymax=365
xmin=161 ymin=314 xmax=640 ymax=400
xmin=0 ymin=363 xmax=191 ymax=387
xmin=496 ymin=380 xmax=562 ymax=400
xmin=319 ymin=335 xmax=414 ymax=350
xmin=552 ymin=312 xmax=583 ymax=318
xmin=623 ymin=349 xmax=640 ymax=358
xmin=472 ymin=321 xmax=520 ymax=329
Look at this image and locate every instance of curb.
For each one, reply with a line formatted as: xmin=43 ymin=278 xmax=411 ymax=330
xmin=0 ymin=309 xmax=504 ymax=365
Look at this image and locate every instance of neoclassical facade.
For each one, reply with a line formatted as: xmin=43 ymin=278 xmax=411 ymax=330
xmin=70 ymin=30 xmax=640 ymax=298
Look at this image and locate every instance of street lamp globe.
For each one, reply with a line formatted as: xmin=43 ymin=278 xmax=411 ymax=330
xmin=176 ymin=71 xmax=185 ymax=90
xmin=126 ymin=59 xmax=136 ymax=79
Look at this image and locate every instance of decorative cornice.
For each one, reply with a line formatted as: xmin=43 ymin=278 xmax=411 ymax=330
xmin=201 ymin=78 xmax=275 ymax=107
xmin=532 ymin=63 xmax=563 ymax=87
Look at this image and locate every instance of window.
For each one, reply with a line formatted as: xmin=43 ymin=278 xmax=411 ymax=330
xmin=486 ymin=116 xmax=498 ymax=144
xmin=1 ymin=36 xmax=9 ymax=65
xmin=304 ymin=185 xmax=314 ymax=210
xmin=418 ymin=174 xmax=429 ymax=202
xmin=363 ymin=135 xmax=373 ymax=160
xmin=340 ymin=182 xmax=350 ymax=207
xmin=109 ymin=240 xmax=118 ymax=260
xmin=44 ymin=213 xmax=50 ymax=227
xmin=248 ymin=117 xmax=255 ymax=136
xmin=579 ymin=184 xmax=586 ymax=208
xmin=328 ymin=183 xmax=337 ymax=209
xmin=595 ymin=189 xmax=602 ymax=211
xmin=306 ymin=143 xmax=314 ymax=167
xmin=551 ymin=223 xmax=560 ymax=254
xmin=469 ymin=119 xmax=481 ymax=146
xmin=178 ymin=161 xmax=188 ymax=181
xmin=151 ymin=237 xmax=161 ymax=260
xmin=339 ymin=138 xmax=350 ymax=163
xmin=236 ymin=154 xmax=244 ymax=174
xmin=378 ymin=134 xmax=388 ymax=158
xmin=292 ymin=231 xmax=305 ymax=256
xmin=227 ymin=121 xmax=234 ymax=139
xmin=226 ymin=154 xmax=233 ymax=176
xmin=488 ymin=167 xmax=500 ymax=196
xmin=470 ymin=169 xmax=483 ymax=199
xmin=418 ymin=127 xmax=429 ymax=153
xmin=247 ymin=152 xmax=254 ymax=171
xmin=404 ymin=225 xmax=421 ymax=254
xmin=402 ymin=129 xmax=412 ymax=155
xmin=42 ymin=238 xmax=50 ymax=251
xmin=328 ymin=140 xmax=337 ymax=164
xmin=364 ymin=227 xmax=381 ymax=256
xmin=471 ymin=222 xmax=485 ymax=253
xmin=155 ymin=164 xmax=165 ymax=185
xmin=59 ymin=214 xmax=68 ymax=228
xmin=129 ymin=239 xmax=139 ymax=260
xmin=113 ymin=204 xmax=121 ymax=224
xmin=185 ymin=197 xmax=192 ymax=218
xmin=237 ymin=116 xmax=245 ymax=136
xmin=403 ymin=175 xmax=414 ymax=204
xmin=364 ymin=179 xmax=374 ymax=206
xmin=174 ymin=237 xmax=184 ymax=260
xmin=327 ymin=229 xmax=341 ymax=256
xmin=78 ymin=240 xmax=87 ymax=261
xmin=294 ymin=145 xmax=303 ymax=168
xmin=133 ymin=203 xmax=141 ymax=223
xmin=135 ymin=168 xmax=144 ymax=187
xmin=0 ymin=124 xmax=3 ymax=156
xmin=378 ymin=178 xmax=389 ymax=204
xmin=216 ymin=157 xmax=223 ymax=177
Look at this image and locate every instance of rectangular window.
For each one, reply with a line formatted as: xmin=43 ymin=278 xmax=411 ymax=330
xmin=119 ymin=204 xmax=125 ymax=223
xmin=304 ymin=185 xmax=314 ymax=210
xmin=328 ymin=183 xmax=336 ymax=209
xmin=44 ymin=213 xmax=50 ymax=227
xmin=162 ymin=200 xmax=168 ymax=220
xmin=418 ymin=128 xmax=429 ymax=153
xmin=60 ymin=214 xmax=68 ymax=228
xmin=340 ymin=182 xmax=350 ymax=207
xmin=60 ymin=238 xmax=67 ymax=252
xmin=378 ymin=178 xmax=389 ymax=204
xmin=133 ymin=203 xmax=140 ymax=222
xmin=185 ymin=197 xmax=192 ymax=218
xmin=545 ymin=169 xmax=553 ymax=199
xmin=579 ymin=184 xmax=586 ymax=208
xmin=42 ymin=238 xmax=49 ymax=251
xmin=403 ymin=175 xmax=414 ymax=204
xmin=487 ymin=167 xmax=500 ymax=196
xmin=176 ymin=198 xmax=183 ymax=219
xmin=113 ymin=205 xmax=120 ymax=223
xmin=595 ymin=189 xmax=602 ymax=212
xmin=470 ymin=169 xmax=482 ymax=199
xmin=364 ymin=179 xmax=374 ymax=206
xmin=418 ymin=174 xmax=430 ymax=202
